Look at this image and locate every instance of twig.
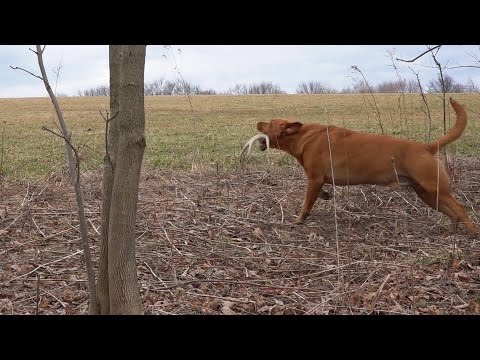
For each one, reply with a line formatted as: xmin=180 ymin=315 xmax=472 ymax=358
xmin=100 ymin=110 xmax=119 ymax=170
xmin=183 ymin=290 xmax=255 ymax=305
xmin=429 ymin=46 xmax=448 ymax=166
xmin=161 ymin=227 xmax=183 ymax=255
xmin=42 ymin=126 xmax=80 ymax=183
xmin=369 ymin=273 xmax=392 ymax=313
xmin=459 ymin=190 xmax=476 ymax=214
xmin=88 ymin=218 xmax=100 ymax=235
xmin=36 ymin=273 xmax=40 ymax=315
xmin=152 ymin=277 xmax=335 ymax=292
xmin=9 ymin=66 xmax=45 ymax=83
xmin=41 ymin=288 xmax=68 ymax=308
xmin=279 ymin=202 xmax=284 ymax=224
xmin=31 ymin=216 xmax=46 ymax=238
xmin=464 ymin=107 xmax=480 ymax=116
xmin=305 ymin=266 xmax=380 ymax=314
xmin=143 ymin=262 xmax=169 ymax=288
xmin=326 ymin=121 xmax=341 ymax=284
xmin=445 ymin=65 xmax=480 ymax=69
xmin=0 ymin=228 xmax=77 ymax=256
xmin=0 ymin=121 xmax=5 ymax=191
xmin=2 ymin=249 xmax=83 ymax=285
xmin=410 ymin=67 xmax=432 ymax=142
xmin=387 ymin=49 xmax=409 ymax=138
xmin=351 ymin=65 xmax=384 ymax=135
xmin=4 ymin=212 xmax=25 ymax=232
xmin=396 ymin=45 xmax=441 ymax=63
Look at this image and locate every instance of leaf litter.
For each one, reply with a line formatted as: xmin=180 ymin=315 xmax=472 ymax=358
xmin=0 ymin=156 xmax=479 ymax=315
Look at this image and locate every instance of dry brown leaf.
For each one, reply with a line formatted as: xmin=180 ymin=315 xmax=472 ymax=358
xmin=144 ymin=292 xmax=156 ymax=306
xmin=270 ymin=306 xmax=286 ymax=315
xmin=468 ymin=300 xmax=480 ymax=313
xmin=258 ymin=305 xmax=273 ymax=314
xmin=10 ymin=264 xmax=21 ymax=272
xmin=253 ymin=227 xmax=263 ymax=237
xmin=174 ymin=287 xmax=186 ymax=300
xmin=221 ymin=301 xmax=236 ymax=315
xmin=312 ymin=308 xmax=330 ymax=315
xmin=209 ymin=299 xmax=222 ymax=311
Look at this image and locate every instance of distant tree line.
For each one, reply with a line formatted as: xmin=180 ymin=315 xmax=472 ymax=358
xmin=76 ymin=76 xmax=478 ymax=96
xmin=143 ymin=79 xmax=216 ymax=95
xmin=77 ymin=79 xmax=217 ymax=97
xmin=78 ymin=85 xmax=110 ymax=96
xmin=226 ymin=82 xmax=285 ymax=94
xmin=317 ymin=75 xmax=473 ymax=94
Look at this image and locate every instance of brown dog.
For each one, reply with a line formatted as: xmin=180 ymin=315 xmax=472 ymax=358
xmin=256 ymin=98 xmax=478 ymax=236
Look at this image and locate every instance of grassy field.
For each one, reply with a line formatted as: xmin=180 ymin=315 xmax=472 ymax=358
xmin=0 ymin=93 xmax=479 ymax=179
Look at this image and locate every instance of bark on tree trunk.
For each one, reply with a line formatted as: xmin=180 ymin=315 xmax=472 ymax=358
xmin=97 ymin=46 xmax=121 ymax=314
xmin=98 ymin=45 xmax=146 ymax=314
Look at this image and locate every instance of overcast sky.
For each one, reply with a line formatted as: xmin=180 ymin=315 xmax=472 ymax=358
xmin=0 ymin=45 xmax=479 ymax=98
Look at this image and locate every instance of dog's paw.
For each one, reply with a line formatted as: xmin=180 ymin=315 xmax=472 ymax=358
xmin=293 ymin=218 xmax=304 ymax=225
xmin=294 ymin=214 xmax=309 ymax=225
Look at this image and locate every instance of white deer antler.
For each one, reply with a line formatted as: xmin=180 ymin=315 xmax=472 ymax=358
xmin=240 ymin=134 xmax=270 ymax=158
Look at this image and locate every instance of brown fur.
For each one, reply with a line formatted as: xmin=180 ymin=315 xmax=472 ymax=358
xmin=256 ymin=97 xmax=477 ymax=237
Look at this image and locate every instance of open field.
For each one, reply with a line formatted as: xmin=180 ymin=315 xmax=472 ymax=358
xmin=0 ymin=94 xmax=479 ymax=314
xmin=0 ymin=93 xmax=479 ymax=179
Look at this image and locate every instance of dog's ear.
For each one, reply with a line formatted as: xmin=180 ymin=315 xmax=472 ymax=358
xmin=283 ymin=122 xmax=302 ymax=136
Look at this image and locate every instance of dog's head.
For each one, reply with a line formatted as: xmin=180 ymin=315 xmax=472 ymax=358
xmin=256 ymin=119 xmax=303 ymax=151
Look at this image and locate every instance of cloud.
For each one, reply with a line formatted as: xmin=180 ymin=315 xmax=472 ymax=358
xmin=0 ymin=45 xmax=479 ymax=97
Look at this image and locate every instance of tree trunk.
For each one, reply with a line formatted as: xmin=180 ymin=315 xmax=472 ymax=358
xmin=98 ymin=45 xmax=146 ymax=314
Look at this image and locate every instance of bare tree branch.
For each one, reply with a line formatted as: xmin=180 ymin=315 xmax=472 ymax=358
xmin=99 ymin=109 xmax=119 ymax=123
xmin=100 ymin=110 xmax=119 ymax=170
xmin=9 ymin=66 xmax=44 ymax=83
xmin=396 ymin=45 xmax=442 ymax=63
xmin=351 ymin=65 xmax=384 ymax=135
xmin=463 ymin=46 xmax=480 ymax=63
xmin=52 ymin=60 xmax=63 ymax=96
xmin=41 ymin=126 xmax=81 ymax=183
xmin=387 ymin=49 xmax=409 ymax=138
xmin=428 ymin=46 xmax=449 ymax=166
xmin=464 ymin=106 xmax=480 ymax=116
xmin=11 ymin=45 xmax=99 ymax=314
xmin=410 ymin=67 xmax=432 ymax=142
xmin=446 ymin=65 xmax=480 ymax=69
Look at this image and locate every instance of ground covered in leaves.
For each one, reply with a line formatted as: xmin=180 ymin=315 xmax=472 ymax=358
xmin=1 ymin=157 xmax=479 ymax=315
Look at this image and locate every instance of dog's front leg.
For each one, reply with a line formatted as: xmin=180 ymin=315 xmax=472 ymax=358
xmin=294 ymin=179 xmax=325 ymax=224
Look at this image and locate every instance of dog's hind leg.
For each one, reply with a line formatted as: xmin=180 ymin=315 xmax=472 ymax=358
xmin=295 ymin=179 xmax=325 ymax=224
xmin=412 ymin=182 xmax=478 ymax=237
xmin=408 ymin=156 xmax=477 ymax=237
xmin=438 ymin=193 xmax=478 ymax=236
xmin=412 ymin=182 xmax=459 ymax=232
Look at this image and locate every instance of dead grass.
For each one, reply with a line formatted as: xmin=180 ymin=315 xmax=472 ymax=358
xmin=1 ymin=94 xmax=479 ymax=180
xmin=1 ymin=157 xmax=479 ymax=314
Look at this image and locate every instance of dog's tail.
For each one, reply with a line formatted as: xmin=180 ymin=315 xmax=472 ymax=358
xmin=425 ymin=97 xmax=468 ymax=154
